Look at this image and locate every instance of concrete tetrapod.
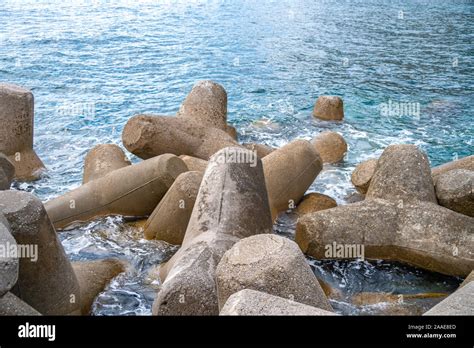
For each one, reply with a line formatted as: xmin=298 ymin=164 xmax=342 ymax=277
xmin=434 ymin=169 xmax=473 ymax=217
xmin=0 ymin=214 xmax=18 ymax=296
xmin=216 ymin=234 xmax=333 ymax=311
xmin=312 ymin=96 xmax=344 ymax=121
xmin=220 ymin=289 xmax=337 ymax=316
xmin=122 ymin=115 xmax=240 ymax=160
xmin=178 ymin=155 xmax=208 ymax=172
xmin=294 ymin=193 xmax=337 ymax=216
xmin=296 ymin=199 xmax=474 ymax=276
xmin=262 ymin=139 xmax=323 ymax=221
xmin=432 ymin=155 xmax=474 ymax=182
xmin=350 ymin=155 xmax=474 ymax=194
xmin=176 ymin=80 xmax=228 ymax=131
xmin=0 ymin=191 xmax=81 ymax=315
xmin=72 ymin=258 xmax=127 ymax=315
xmin=153 ymin=147 xmax=273 ymax=315
xmin=351 ymin=159 xmax=378 ymax=194
xmin=311 ymin=131 xmax=347 ymax=163
xmin=83 ymin=144 xmax=131 ymax=184
xmin=144 ymin=171 xmax=203 ymax=244
xmin=45 ymin=154 xmax=187 ymax=229
xmin=243 ymin=143 xmax=275 ymax=158
xmin=0 ymin=83 xmax=45 ymax=181
xmin=0 ymin=292 xmax=41 ymax=315
xmin=423 ymin=282 xmax=474 ymax=315
xmin=0 ymin=154 xmax=15 ymax=190
xmin=296 ymin=145 xmax=474 ymax=277
xmin=365 ymin=144 xmax=437 ymax=203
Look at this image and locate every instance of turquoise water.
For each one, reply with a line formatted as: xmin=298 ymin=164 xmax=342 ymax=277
xmin=0 ymin=0 xmax=471 ymax=315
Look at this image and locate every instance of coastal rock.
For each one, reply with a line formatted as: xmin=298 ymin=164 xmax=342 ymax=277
xmin=216 ymin=234 xmax=333 ymax=311
xmin=424 ymin=282 xmax=474 ymax=315
xmin=45 ymin=154 xmax=187 ymax=229
xmin=0 ymin=154 xmax=15 ymax=190
xmin=351 ymin=155 xmax=474 ymax=195
xmin=153 ymin=147 xmax=273 ymax=315
xmin=243 ymin=143 xmax=275 ymax=158
xmin=312 ymin=96 xmax=344 ymax=121
xmin=432 ymin=155 xmax=474 ymax=182
xmin=435 ymin=169 xmax=473 ymax=217
xmin=226 ymin=125 xmax=238 ymax=141
xmin=144 ymin=171 xmax=203 ymax=244
xmin=0 ymin=214 xmax=18 ymax=296
xmin=220 ymin=289 xmax=337 ymax=316
xmin=351 ymin=159 xmax=378 ymax=194
xmin=83 ymin=144 xmax=131 ymax=184
xmin=0 ymin=191 xmax=81 ymax=315
xmin=122 ymin=114 xmax=239 ymax=160
xmin=311 ymin=131 xmax=347 ymax=163
xmin=0 ymin=83 xmax=45 ymax=181
xmin=296 ymin=199 xmax=474 ymax=276
xmin=366 ymin=145 xmax=437 ymax=203
xmin=295 ymin=193 xmax=337 ymax=216
xmin=153 ymin=232 xmax=239 ymax=316
xmin=262 ymin=140 xmax=323 ymax=220
xmin=0 ymin=292 xmax=41 ymax=315
xmin=178 ymin=155 xmax=208 ymax=172
xmin=177 ymin=80 xmax=227 ymax=131
xmin=72 ymin=258 xmax=127 ymax=315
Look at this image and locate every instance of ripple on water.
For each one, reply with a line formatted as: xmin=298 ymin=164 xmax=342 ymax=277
xmin=1 ymin=0 xmax=472 ymax=315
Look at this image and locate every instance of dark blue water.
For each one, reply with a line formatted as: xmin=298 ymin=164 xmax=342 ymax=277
xmin=0 ymin=0 xmax=471 ymax=315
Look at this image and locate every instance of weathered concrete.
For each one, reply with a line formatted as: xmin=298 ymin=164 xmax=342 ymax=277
xmin=178 ymin=155 xmax=208 ymax=172
xmin=0 ymin=214 xmax=18 ymax=296
xmin=424 ymin=282 xmax=474 ymax=315
xmin=122 ymin=115 xmax=240 ymax=160
xmin=311 ymin=131 xmax=347 ymax=163
xmin=296 ymin=199 xmax=474 ymax=276
xmin=295 ymin=193 xmax=337 ymax=216
xmin=0 ymin=292 xmax=41 ymax=315
xmin=460 ymin=271 xmax=474 ymax=288
xmin=220 ymin=289 xmax=337 ymax=316
xmin=144 ymin=171 xmax=203 ymax=244
xmin=177 ymin=80 xmax=227 ymax=131
xmin=312 ymin=96 xmax=344 ymax=121
xmin=262 ymin=140 xmax=323 ymax=220
xmin=83 ymin=144 xmax=131 ymax=184
xmin=435 ymin=169 xmax=473 ymax=217
xmin=45 ymin=154 xmax=187 ymax=229
xmin=0 ymin=154 xmax=15 ymax=190
xmin=0 ymin=83 xmax=45 ymax=181
xmin=366 ymin=145 xmax=437 ymax=203
xmin=0 ymin=190 xmax=81 ymax=315
xmin=351 ymin=159 xmax=378 ymax=194
xmin=226 ymin=125 xmax=238 ymax=141
xmin=153 ymin=147 xmax=273 ymax=315
xmin=243 ymin=143 xmax=275 ymax=158
xmin=216 ymin=234 xmax=333 ymax=311
xmin=72 ymin=258 xmax=127 ymax=315
xmin=432 ymin=155 xmax=474 ymax=182
xmin=351 ymin=155 xmax=474 ymax=195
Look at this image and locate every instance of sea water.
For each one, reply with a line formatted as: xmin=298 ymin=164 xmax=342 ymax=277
xmin=0 ymin=0 xmax=471 ymax=315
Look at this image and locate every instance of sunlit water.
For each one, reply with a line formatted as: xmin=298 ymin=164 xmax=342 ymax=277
xmin=1 ymin=0 xmax=471 ymax=315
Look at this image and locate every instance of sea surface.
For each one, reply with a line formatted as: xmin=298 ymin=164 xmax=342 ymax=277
xmin=1 ymin=0 xmax=472 ymax=315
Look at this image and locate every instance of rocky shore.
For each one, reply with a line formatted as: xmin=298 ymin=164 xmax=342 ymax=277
xmin=0 ymin=81 xmax=472 ymax=316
